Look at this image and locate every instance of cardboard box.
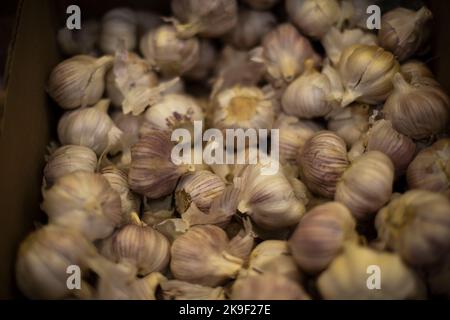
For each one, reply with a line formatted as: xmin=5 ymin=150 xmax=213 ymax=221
xmin=0 ymin=0 xmax=448 ymax=298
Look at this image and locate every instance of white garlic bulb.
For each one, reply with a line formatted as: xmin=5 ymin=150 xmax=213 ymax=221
xmin=16 ymin=225 xmax=97 ymax=299
xmin=252 ymin=23 xmax=320 ymax=88
xmin=170 ymin=0 xmax=238 ymax=38
xmin=234 ymin=162 xmax=305 ymax=229
xmin=383 ymin=73 xmax=449 ymax=140
xmin=44 ymin=145 xmax=97 ymax=186
xmin=378 ymin=7 xmax=433 ymax=62
xmin=289 ymin=202 xmax=358 ymax=273
xmin=57 ymin=20 xmax=99 ymax=56
xmin=286 ymin=0 xmax=341 ymax=39
xmin=101 ymin=213 xmax=170 ymax=276
xmin=41 ymin=171 xmax=123 ymax=241
xmin=57 ymin=99 xmax=123 ymax=156
xmin=48 ymin=55 xmax=113 ymax=109
xmin=140 ymin=25 xmax=200 ymax=77
xmin=327 ymin=103 xmax=370 ymax=146
xmin=100 ymin=8 xmax=137 ymax=54
xmin=335 ymin=151 xmax=394 ymax=221
xmin=185 ymin=40 xmax=217 ymax=81
xmin=225 ymin=9 xmax=276 ymax=50
xmin=213 ymin=86 xmax=275 ymax=130
xmin=375 ymin=190 xmax=450 ymax=266
xmin=322 ymin=27 xmax=378 ymax=66
xmin=317 ymin=244 xmax=424 ymax=299
xmin=338 ymin=44 xmax=399 ymax=107
xmin=243 ymin=0 xmax=279 ymax=10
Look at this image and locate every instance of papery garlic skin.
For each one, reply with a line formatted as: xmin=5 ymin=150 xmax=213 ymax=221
xmin=225 ymin=9 xmax=276 ymax=50
xmin=383 ymin=73 xmax=449 ymax=140
xmin=327 ymin=103 xmax=370 ymax=146
xmin=231 ymin=273 xmax=310 ymax=300
xmin=335 ymin=151 xmax=394 ymax=221
xmin=140 ymin=25 xmax=200 ymax=77
xmin=101 ymin=213 xmax=170 ymax=276
xmin=128 ymin=130 xmax=193 ymax=199
xmin=375 ymin=190 xmax=450 ymax=266
xmin=243 ymin=0 xmax=279 ymax=10
xmin=143 ymin=94 xmax=204 ymax=133
xmin=161 ymin=280 xmax=225 ymax=300
xmin=407 ymin=139 xmax=450 ymax=194
xmin=378 ymin=7 xmax=432 ymax=62
xmin=170 ymin=225 xmax=243 ymax=286
xmin=171 ymin=0 xmax=238 ymax=38
xmin=185 ymin=40 xmax=217 ymax=81
xmin=100 ymin=8 xmax=137 ymax=54
xmin=289 ymin=202 xmax=358 ymax=273
xmin=48 ymin=55 xmax=113 ymax=109
xmin=41 ymin=171 xmax=123 ymax=241
xmin=16 ymin=225 xmax=97 ymax=299
xmin=175 ymin=170 xmax=226 ymax=214
xmin=274 ymin=113 xmax=321 ymax=164
xmin=318 ymin=244 xmax=424 ymax=299
xmin=213 ymin=86 xmax=275 ymax=130
xmin=298 ymin=131 xmax=349 ymax=198
xmin=235 ymin=162 xmax=305 ymax=230
xmin=57 ymin=99 xmax=123 ymax=156
xmin=286 ymin=0 xmax=341 ymax=39
xmin=338 ymin=44 xmax=399 ymax=107
xmin=322 ymin=27 xmax=378 ymax=66
xmin=254 ymin=23 xmax=320 ymax=87
xmin=44 ymin=145 xmax=97 ymax=186
xmin=400 ymin=60 xmax=438 ymax=86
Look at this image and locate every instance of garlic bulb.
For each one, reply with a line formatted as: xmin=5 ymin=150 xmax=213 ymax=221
xmin=298 ymin=131 xmax=349 ymax=198
xmin=142 ymin=94 xmax=204 ymax=133
xmin=286 ymin=0 xmax=341 ymax=39
xmin=338 ymin=44 xmax=399 ymax=107
xmin=336 ymin=151 xmax=394 ymax=221
xmin=383 ymin=73 xmax=449 ymax=140
xmin=322 ymin=27 xmax=378 ymax=66
xmin=376 ymin=190 xmax=450 ymax=266
xmin=243 ymin=0 xmax=279 ymax=10
xmin=101 ymin=212 xmax=170 ymax=276
xmin=213 ymin=86 xmax=275 ymax=130
xmin=175 ymin=170 xmax=226 ymax=214
xmin=57 ymin=99 xmax=123 ymax=156
xmin=378 ymin=7 xmax=432 ymax=62
xmin=281 ymin=60 xmax=341 ymax=118
xmin=48 ymin=55 xmax=113 ymax=109
xmin=100 ymin=8 xmax=137 ymax=54
xmin=140 ymin=25 xmax=200 ymax=77
xmin=231 ymin=273 xmax=310 ymax=300
xmin=44 ymin=145 xmax=97 ymax=186
xmin=289 ymin=202 xmax=358 ymax=273
xmin=327 ymin=103 xmax=370 ymax=146
xmin=274 ymin=113 xmax=321 ymax=164
xmin=234 ymin=162 xmax=305 ymax=229
xmin=340 ymin=0 xmax=372 ymax=29
xmin=185 ymin=40 xmax=217 ymax=81
xmin=16 ymin=225 xmax=97 ymax=299
xmin=225 ymin=9 xmax=276 ymax=50
xmin=128 ymin=130 xmax=194 ymax=199
xmin=247 ymin=240 xmax=301 ymax=281
xmin=41 ymin=171 xmax=122 ymax=240
xmin=161 ymin=280 xmax=225 ymax=300
xmin=57 ymin=20 xmax=99 ymax=56
xmin=170 ymin=0 xmax=238 ymax=38
xmin=317 ymin=244 xmax=424 ymax=299
xmin=101 ymin=166 xmax=140 ymax=218
xmin=407 ymin=138 xmax=450 ymax=193
xmin=170 ymin=225 xmax=244 ymax=286
xmin=106 ymin=50 xmax=158 ymax=108
xmin=252 ymin=23 xmax=320 ymax=88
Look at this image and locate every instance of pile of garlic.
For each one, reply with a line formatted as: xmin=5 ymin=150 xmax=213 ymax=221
xmin=16 ymin=0 xmax=450 ymax=300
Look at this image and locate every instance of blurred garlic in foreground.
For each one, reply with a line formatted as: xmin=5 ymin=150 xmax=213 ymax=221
xmin=16 ymin=225 xmax=97 ymax=299
xmin=41 ymin=171 xmax=122 ymax=240
xmin=318 ymin=244 xmax=424 ymax=299
xmin=375 ymin=190 xmax=450 ymax=266
xmin=327 ymin=103 xmax=370 ymax=146
xmin=289 ymin=202 xmax=358 ymax=273
xmin=100 ymin=8 xmax=137 ymax=54
xmin=161 ymin=280 xmax=225 ymax=300
xmin=48 ymin=55 xmax=113 ymax=109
